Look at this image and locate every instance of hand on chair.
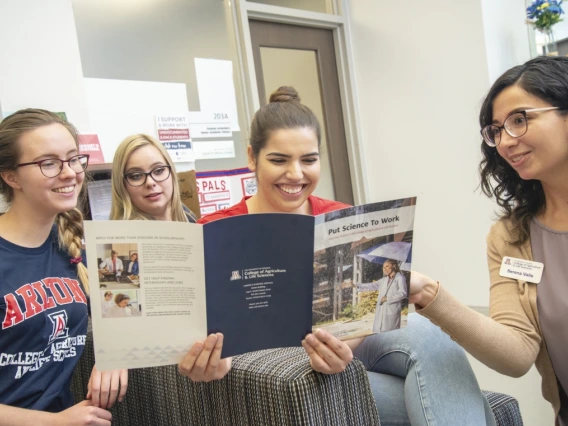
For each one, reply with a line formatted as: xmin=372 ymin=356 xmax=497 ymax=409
xmin=302 ymin=328 xmax=353 ymax=374
xmin=178 ymin=333 xmax=232 ymax=382
xmin=87 ymin=366 xmax=128 ymax=409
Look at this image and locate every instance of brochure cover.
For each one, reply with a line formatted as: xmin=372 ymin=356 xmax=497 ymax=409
xmin=84 ymin=197 xmax=415 ymax=370
xmin=313 ymin=197 xmax=416 ymax=340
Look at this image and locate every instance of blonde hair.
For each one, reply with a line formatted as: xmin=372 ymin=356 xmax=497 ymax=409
xmin=0 ymin=109 xmax=90 ymax=294
xmin=110 ymin=134 xmax=189 ymax=222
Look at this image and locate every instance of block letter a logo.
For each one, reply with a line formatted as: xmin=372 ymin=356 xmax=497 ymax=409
xmin=48 ymin=310 xmax=69 ymax=344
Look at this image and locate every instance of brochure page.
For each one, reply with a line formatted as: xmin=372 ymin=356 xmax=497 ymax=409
xmin=313 ymin=197 xmax=416 ymax=340
xmin=85 ymin=220 xmax=207 ymax=371
xmin=204 ymin=213 xmax=314 ymax=358
xmin=85 ymin=214 xmax=314 ymax=369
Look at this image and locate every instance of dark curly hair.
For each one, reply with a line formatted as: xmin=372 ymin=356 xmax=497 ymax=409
xmin=479 ymin=56 xmax=568 ymax=245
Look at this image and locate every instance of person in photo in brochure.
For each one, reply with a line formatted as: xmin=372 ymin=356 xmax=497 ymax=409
xmin=411 ymin=56 xmax=568 ymax=424
xmin=101 ymin=291 xmax=115 ymax=316
xmin=356 ymin=259 xmax=407 ymax=332
xmin=0 ymin=109 xmax=127 ymax=425
xmin=99 ymin=249 xmax=123 ymax=279
xmin=109 ymin=134 xmax=225 ymax=382
xmin=126 ymin=253 xmax=139 ymax=276
xmin=195 ymin=87 xmax=495 ymax=425
xmin=105 ymin=294 xmax=132 ymax=319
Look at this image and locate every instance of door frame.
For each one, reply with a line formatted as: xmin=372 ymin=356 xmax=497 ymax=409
xmin=229 ymin=0 xmax=369 ymax=205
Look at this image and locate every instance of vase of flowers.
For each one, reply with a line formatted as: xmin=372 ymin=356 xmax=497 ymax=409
xmin=527 ymin=0 xmax=565 ymax=55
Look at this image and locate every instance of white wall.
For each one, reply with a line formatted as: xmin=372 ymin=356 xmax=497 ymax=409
xmin=481 ymin=0 xmax=532 ymax=84
xmin=551 ymin=14 xmax=568 ymax=41
xmin=347 ymin=0 xmax=551 ymax=422
xmin=0 ymin=0 xmax=89 ymax=129
xmin=469 ymin=353 xmax=553 ymax=425
xmin=348 ymin=0 xmax=495 ymax=307
xmin=0 ymin=0 xmax=89 ymax=212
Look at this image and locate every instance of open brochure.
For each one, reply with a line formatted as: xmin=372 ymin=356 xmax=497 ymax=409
xmin=84 ymin=197 xmax=416 ymax=370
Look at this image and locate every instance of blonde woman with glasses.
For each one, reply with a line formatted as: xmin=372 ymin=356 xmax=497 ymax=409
xmin=110 ymin=134 xmax=196 ymax=223
xmin=109 ymin=135 xmax=228 ymax=383
xmin=412 ymin=56 xmax=568 ymax=424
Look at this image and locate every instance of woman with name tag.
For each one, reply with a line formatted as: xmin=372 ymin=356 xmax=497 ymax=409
xmin=109 ymin=135 xmax=231 ymax=382
xmin=194 ymin=87 xmax=495 ymax=425
xmin=411 ymin=56 xmax=568 ymax=424
xmin=0 ymin=109 xmax=127 ymax=425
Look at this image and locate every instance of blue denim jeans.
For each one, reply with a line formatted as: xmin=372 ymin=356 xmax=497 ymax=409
xmin=353 ymin=314 xmax=496 ymax=426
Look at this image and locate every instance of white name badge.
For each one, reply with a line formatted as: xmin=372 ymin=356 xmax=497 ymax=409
xmin=499 ymin=256 xmax=544 ymax=284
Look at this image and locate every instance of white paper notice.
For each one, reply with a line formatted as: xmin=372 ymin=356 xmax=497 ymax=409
xmin=188 ymin=111 xmax=232 ymax=139
xmin=155 ymin=114 xmax=194 ymax=162
xmin=194 ymin=58 xmax=240 ymax=132
xmin=84 ymin=78 xmax=190 ymax=162
xmin=87 ymin=180 xmax=112 ymax=220
xmin=193 ymin=140 xmax=235 ymax=160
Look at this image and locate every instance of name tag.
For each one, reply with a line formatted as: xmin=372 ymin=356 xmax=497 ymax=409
xmin=499 ymin=256 xmax=543 ymax=284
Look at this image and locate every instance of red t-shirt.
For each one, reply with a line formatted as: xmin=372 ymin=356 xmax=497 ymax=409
xmin=198 ymin=195 xmax=351 ymax=224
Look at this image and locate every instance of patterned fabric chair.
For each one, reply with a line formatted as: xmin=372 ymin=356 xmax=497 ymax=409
xmin=71 ymin=320 xmax=379 ymax=425
xmin=71 ymin=321 xmax=523 ymax=425
xmin=484 ymin=390 xmax=524 ymax=426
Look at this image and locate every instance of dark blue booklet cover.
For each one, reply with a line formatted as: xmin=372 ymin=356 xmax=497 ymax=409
xmin=203 ymin=213 xmax=315 ymax=358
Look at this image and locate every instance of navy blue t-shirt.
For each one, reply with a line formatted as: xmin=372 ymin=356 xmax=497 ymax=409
xmin=0 ymin=226 xmax=88 ymax=412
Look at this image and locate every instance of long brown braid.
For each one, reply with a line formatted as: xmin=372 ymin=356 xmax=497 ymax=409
xmin=56 ymin=208 xmax=89 ymax=295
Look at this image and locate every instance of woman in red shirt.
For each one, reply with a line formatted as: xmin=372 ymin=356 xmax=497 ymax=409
xmin=193 ymin=87 xmax=495 ymax=425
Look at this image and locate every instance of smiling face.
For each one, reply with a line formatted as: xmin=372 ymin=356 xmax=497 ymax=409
xmin=382 ymin=262 xmax=394 ymax=277
xmin=248 ymin=127 xmax=320 ymax=214
xmin=4 ymin=123 xmax=84 ymax=220
xmin=493 ymin=85 xmax=568 ymax=182
xmin=124 ymin=145 xmax=173 ymax=221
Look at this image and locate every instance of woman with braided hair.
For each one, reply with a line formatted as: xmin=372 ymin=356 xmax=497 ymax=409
xmin=0 ymin=109 xmax=126 ymax=425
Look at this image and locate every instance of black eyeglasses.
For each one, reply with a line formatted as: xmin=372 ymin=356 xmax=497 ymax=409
xmin=480 ymin=107 xmax=559 ymax=147
xmin=16 ymin=154 xmax=90 ymax=178
xmin=123 ymin=165 xmax=172 ymax=187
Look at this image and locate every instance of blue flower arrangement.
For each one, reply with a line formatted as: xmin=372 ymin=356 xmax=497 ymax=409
xmin=527 ymin=0 xmax=564 ymax=32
